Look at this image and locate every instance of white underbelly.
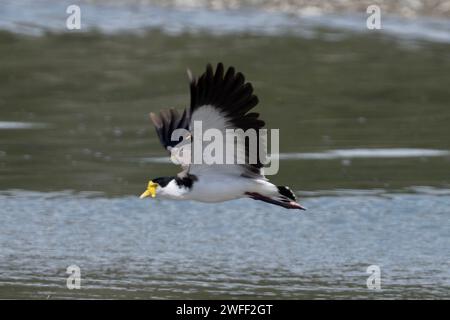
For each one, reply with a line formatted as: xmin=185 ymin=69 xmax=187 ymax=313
xmin=185 ymin=175 xmax=276 ymax=203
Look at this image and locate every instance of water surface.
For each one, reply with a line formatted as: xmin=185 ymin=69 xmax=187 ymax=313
xmin=0 ymin=1 xmax=449 ymax=299
xmin=1 ymin=31 xmax=449 ymax=195
xmin=1 ymin=190 xmax=449 ymax=299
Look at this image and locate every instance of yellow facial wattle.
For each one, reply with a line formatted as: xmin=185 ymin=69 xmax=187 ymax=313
xmin=139 ymin=181 xmax=158 ymax=199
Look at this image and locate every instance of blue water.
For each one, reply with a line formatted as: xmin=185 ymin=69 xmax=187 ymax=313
xmin=0 ymin=189 xmax=448 ymax=299
xmin=1 ymin=0 xmax=450 ymax=43
xmin=1 ymin=0 xmax=449 ymax=300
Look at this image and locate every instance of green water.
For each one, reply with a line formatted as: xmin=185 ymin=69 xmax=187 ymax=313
xmin=0 ymin=30 xmax=449 ymax=196
xmin=0 ymin=29 xmax=449 ymax=299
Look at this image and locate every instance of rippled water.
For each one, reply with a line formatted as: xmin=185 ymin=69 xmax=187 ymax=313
xmin=2 ymin=0 xmax=450 ymax=42
xmin=0 ymin=0 xmax=449 ymax=299
xmin=1 ymin=190 xmax=449 ymax=299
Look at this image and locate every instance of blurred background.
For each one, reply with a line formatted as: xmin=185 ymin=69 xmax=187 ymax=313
xmin=0 ymin=0 xmax=449 ymax=299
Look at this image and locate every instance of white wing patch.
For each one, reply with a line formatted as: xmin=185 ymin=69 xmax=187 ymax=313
xmin=186 ymin=104 xmax=258 ymax=178
xmin=190 ymin=105 xmax=229 ymax=132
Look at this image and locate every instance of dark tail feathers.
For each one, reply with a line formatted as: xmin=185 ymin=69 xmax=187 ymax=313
xmin=277 ymin=186 xmax=296 ymax=201
xmin=245 ymin=186 xmax=305 ymax=210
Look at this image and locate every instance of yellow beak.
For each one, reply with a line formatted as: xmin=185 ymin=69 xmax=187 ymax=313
xmin=140 ymin=181 xmax=158 ymax=199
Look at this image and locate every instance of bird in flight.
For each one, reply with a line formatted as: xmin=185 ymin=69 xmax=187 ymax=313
xmin=140 ymin=63 xmax=305 ymax=210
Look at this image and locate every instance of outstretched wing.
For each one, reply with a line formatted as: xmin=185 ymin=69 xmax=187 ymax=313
xmin=149 ymin=63 xmax=267 ymax=178
xmin=149 ymin=108 xmax=189 ymax=152
xmin=187 ymin=63 xmax=266 ymax=178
